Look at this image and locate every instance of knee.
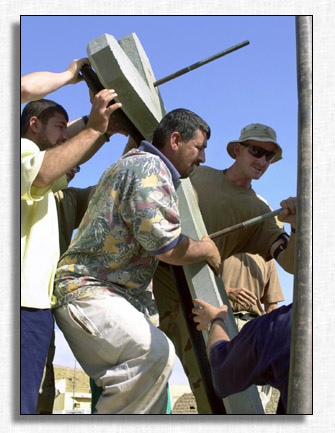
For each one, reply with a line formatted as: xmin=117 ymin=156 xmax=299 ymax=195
xmin=146 ymin=331 xmax=175 ymax=375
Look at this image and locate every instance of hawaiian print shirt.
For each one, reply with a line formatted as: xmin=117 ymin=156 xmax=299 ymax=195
xmin=53 ymin=142 xmax=182 ymax=316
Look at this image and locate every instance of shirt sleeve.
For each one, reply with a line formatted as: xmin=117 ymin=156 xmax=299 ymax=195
xmin=209 ymin=304 xmax=292 ymax=399
xmin=120 ymin=158 xmax=182 ymax=254
xmin=21 ymin=138 xmax=51 ymax=201
xmin=261 ymin=260 xmax=285 ymax=304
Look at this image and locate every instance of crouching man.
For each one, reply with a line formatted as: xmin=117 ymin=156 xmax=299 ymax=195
xmin=53 ymin=109 xmax=221 ymax=414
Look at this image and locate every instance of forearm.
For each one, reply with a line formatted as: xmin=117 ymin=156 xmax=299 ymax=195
xmin=275 ymin=233 xmax=296 ymax=274
xmin=21 ymin=71 xmax=73 ymax=103
xmin=264 ymin=302 xmax=278 ymax=314
xmin=207 ymin=319 xmax=230 ymax=357
xmin=33 ymin=128 xmax=103 ymax=187
xmin=66 ymin=117 xmax=87 ymax=138
xmin=157 ymin=235 xmax=214 ymax=266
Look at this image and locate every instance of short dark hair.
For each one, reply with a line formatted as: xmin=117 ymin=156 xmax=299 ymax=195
xmin=20 ymin=99 xmax=69 ymax=137
xmin=152 ymin=108 xmax=211 ymax=149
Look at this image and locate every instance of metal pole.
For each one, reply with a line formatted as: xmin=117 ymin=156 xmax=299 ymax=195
xmin=153 ymin=41 xmax=250 ymax=87
xmin=287 ymin=16 xmax=313 ymax=414
xmin=209 ymin=208 xmax=281 ymax=240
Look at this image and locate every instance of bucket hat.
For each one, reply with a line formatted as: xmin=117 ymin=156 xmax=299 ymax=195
xmin=226 ymin=123 xmax=283 ymax=163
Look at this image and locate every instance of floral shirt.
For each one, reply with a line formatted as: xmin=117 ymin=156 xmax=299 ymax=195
xmin=53 ymin=142 xmax=182 ymax=316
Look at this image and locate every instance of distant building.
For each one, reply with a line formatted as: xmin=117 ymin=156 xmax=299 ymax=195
xmin=169 ymin=384 xmax=198 ymax=414
xmin=52 ymin=366 xmax=198 ymax=414
xmin=172 ymin=393 xmax=198 ymax=414
xmin=53 ymin=365 xmax=91 ymax=414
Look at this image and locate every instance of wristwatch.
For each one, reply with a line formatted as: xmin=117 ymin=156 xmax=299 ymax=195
xmin=208 ymin=317 xmax=226 ymax=332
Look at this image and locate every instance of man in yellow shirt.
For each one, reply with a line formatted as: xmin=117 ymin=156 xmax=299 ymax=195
xmin=21 ymin=61 xmax=123 ymax=413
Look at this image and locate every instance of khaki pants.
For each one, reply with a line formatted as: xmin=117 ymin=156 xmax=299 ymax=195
xmin=54 ymin=293 xmax=175 ymax=414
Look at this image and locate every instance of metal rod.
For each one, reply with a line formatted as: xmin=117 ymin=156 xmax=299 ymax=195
xmin=209 ymin=208 xmax=282 ymax=241
xmin=287 ymin=16 xmax=312 ymax=415
xmin=153 ymin=40 xmax=250 ymax=87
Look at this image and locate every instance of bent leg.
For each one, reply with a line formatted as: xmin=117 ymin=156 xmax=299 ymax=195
xmin=54 ymin=294 xmax=175 ymax=414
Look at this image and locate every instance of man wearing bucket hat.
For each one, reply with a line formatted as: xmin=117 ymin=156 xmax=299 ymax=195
xmin=152 ymin=122 xmax=296 ymax=413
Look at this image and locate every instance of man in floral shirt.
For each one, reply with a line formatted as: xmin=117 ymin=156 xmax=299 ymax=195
xmin=53 ymin=108 xmax=221 ymax=414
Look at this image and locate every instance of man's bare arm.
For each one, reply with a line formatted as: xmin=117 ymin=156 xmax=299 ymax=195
xmin=264 ymin=302 xmax=278 ymax=314
xmin=270 ymin=196 xmax=297 ymax=274
xmin=33 ymin=89 xmax=121 ymax=188
xmin=21 ymin=58 xmax=90 ymax=104
xmin=157 ymin=235 xmax=221 ymax=275
xmin=192 ymin=299 xmax=229 ymax=357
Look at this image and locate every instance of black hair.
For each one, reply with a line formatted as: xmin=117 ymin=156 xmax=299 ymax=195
xmin=20 ymin=99 xmax=69 ymax=138
xmin=152 ymin=108 xmax=210 ymax=149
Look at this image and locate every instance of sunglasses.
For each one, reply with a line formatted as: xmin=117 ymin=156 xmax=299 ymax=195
xmin=241 ymin=143 xmax=276 ymax=162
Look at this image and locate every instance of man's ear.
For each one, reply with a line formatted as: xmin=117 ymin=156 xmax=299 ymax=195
xmin=29 ymin=116 xmax=41 ymax=134
xmin=234 ymin=142 xmax=241 ymax=157
xmin=170 ymin=131 xmax=182 ymax=151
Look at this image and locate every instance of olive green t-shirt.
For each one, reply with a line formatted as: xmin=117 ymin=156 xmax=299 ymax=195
xmin=190 ymin=165 xmax=285 ymax=262
xmin=54 ymin=186 xmax=92 ymax=256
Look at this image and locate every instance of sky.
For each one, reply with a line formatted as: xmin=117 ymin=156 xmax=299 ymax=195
xmin=21 ymin=15 xmax=298 ymax=385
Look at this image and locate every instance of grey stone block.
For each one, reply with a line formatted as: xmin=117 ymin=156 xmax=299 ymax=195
xmin=87 ymin=33 xmax=164 ymax=141
xmin=176 ymin=179 xmax=264 ymax=414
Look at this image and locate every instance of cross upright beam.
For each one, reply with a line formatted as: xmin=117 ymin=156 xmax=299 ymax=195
xmin=86 ymin=32 xmax=264 ymax=414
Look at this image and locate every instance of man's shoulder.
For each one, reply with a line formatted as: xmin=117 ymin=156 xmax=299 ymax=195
xmin=119 ymin=150 xmax=168 ymax=177
xmin=122 ymin=149 xmax=161 ymax=163
xmin=21 ymin=137 xmax=40 ymax=155
xmin=191 ymin=165 xmax=221 ymax=181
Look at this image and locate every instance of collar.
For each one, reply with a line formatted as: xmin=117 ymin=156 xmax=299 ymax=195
xmin=138 ymin=140 xmax=181 ymax=181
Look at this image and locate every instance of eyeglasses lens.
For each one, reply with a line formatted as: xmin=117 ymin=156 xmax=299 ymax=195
xmin=243 ymin=144 xmax=275 ymax=162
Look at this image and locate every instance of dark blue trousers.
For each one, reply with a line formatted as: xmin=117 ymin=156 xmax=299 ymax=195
xmin=21 ymin=308 xmax=54 ymax=414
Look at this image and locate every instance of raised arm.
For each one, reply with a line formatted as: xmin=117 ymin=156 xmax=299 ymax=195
xmin=33 ymin=89 xmax=122 ymax=188
xmin=21 ymin=58 xmax=90 ymax=104
xmin=270 ymin=196 xmax=297 ymax=274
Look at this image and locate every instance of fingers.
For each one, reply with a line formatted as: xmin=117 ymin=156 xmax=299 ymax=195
xmin=67 ymin=58 xmax=91 ymax=84
xmin=278 ymin=196 xmax=297 ymax=223
xmin=236 ymin=292 xmax=257 ymax=310
xmin=280 ymin=196 xmax=297 ymax=214
xmin=227 ymin=288 xmax=257 ymax=309
xmin=193 ymin=298 xmax=209 ymax=310
xmin=87 ymin=89 xmax=121 ymax=135
xmin=201 ymin=236 xmax=221 ymax=275
xmin=238 ymin=288 xmax=257 ymax=304
xmin=93 ymin=89 xmax=122 ymax=114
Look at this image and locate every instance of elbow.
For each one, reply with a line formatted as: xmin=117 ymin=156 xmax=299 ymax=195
xmin=21 ymin=80 xmax=34 ymax=104
xmin=32 ymin=171 xmax=53 ymax=188
xmin=277 ymin=255 xmax=294 ymax=274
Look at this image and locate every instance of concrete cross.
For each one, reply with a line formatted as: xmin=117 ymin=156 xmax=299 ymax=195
xmin=87 ymin=32 xmax=264 ymax=414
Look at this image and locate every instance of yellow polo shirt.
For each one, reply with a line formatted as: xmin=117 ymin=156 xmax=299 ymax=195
xmin=21 ymin=138 xmax=67 ymax=308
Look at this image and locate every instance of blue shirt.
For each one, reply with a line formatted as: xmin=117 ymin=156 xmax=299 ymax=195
xmin=209 ymin=304 xmax=292 ymax=412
